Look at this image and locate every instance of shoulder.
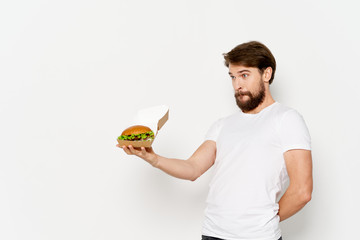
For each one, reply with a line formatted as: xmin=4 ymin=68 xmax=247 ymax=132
xmin=274 ymin=103 xmax=311 ymax=151
xmin=273 ymin=102 xmax=296 ymax=114
xmin=272 ymin=102 xmax=304 ymax=121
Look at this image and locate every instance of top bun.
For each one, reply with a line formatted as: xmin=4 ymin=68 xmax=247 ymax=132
xmin=121 ymin=125 xmax=152 ymax=136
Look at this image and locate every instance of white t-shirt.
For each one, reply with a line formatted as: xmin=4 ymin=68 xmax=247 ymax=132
xmin=202 ymin=102 xmax=311 ymax=240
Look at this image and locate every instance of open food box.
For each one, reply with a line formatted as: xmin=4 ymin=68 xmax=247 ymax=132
xmin=117 ymin=105 xmax=169 ymax=148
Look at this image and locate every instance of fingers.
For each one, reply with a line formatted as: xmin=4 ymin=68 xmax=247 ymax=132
xmin=121 ymin=145 xmax=144 ymax=156
xmin=121 ymin=145 xmax=136 ymax=155
xmin=117 ymin=144 xmax=151 ymax=159
xmin=141 ymin=147 xmax=147 ymax=155
xmin=133 ymin=146 xmax=149 ymax=159
xmin=121 ymin=145 xmax=133 ymax=155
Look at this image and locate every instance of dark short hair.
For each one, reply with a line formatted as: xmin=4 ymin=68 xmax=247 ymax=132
xmin=223 ymin=41 xmax=276 ymax=84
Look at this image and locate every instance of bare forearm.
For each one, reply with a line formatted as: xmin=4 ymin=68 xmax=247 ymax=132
xmin=278 ymin=186 xmax=311 ymax=222
xmin=154 ymin=155 xmax=198 ymax=181
xmin=119 ymin=141 xmax=216 ymax=182
xmin=279 ymin=150 xmax=313 ymax=222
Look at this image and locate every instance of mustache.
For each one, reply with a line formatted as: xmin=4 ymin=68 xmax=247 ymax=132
xmin=235 ymin=91 xmax=252 ymax=97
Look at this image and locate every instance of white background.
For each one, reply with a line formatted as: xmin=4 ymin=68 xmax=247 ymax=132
xmin=1 ymin=0 xmax=359 ymax=239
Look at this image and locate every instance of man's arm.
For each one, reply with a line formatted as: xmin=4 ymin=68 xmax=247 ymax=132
xmin=278 ymin=149 xmax=313 ymax=222
xmin=117 ymin=140 xmax=216 ymax=181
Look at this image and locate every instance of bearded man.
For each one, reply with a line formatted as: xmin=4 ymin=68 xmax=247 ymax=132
xmin=118 ymin=41 xmax=313 ymax=240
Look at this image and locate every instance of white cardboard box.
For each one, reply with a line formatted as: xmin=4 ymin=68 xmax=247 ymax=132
xmin=117 ymin=105 xmax=169 ymax=148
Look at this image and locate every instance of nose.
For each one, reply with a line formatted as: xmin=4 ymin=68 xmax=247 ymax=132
xmin=233 ymin=76 xmax=243 ymax=90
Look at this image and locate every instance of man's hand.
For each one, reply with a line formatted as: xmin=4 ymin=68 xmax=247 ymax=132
xmin=116 ymin=145 xmax=159 ymax=167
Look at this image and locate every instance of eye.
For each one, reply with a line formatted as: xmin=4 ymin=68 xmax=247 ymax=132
xmin=242 ymin=74 xmax=248 ymax=78
xmin=230 ymin=75 xmax=235 ymax=80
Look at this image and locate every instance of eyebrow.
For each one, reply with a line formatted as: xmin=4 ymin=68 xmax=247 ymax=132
xmin=228 ymin=70 xmax=251 ymax=75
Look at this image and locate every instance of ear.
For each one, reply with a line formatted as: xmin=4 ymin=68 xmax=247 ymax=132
xmin=263 ymin=67 xmax=272 ymax=83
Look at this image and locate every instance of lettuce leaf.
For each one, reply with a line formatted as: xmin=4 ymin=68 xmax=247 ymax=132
xmin=118 ymin=131 xmax=154 ymax=141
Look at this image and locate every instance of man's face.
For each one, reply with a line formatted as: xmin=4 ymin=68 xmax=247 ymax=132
xmin=228 ymin=64 xmax=266 ymax=113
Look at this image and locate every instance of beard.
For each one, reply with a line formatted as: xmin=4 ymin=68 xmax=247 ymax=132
xmin=234 ymin=81 xmax=265 ymax=112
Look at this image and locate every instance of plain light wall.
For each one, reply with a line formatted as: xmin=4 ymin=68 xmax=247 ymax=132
xmin=1 ymin=0 xmax=359 ymax=239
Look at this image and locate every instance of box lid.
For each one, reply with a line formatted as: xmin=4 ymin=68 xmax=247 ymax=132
xmin=133 ymin=105 xmax=169 ymax=134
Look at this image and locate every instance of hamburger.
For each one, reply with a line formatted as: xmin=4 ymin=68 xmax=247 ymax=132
xmin=118 ymin=125 xmax=154 ymax=142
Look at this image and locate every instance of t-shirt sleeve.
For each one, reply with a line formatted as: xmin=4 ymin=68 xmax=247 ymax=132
xmin=204 ymin=118 xmax=223 ymax=142
xmin=279 ymin=109 xmax=311 ymax=153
